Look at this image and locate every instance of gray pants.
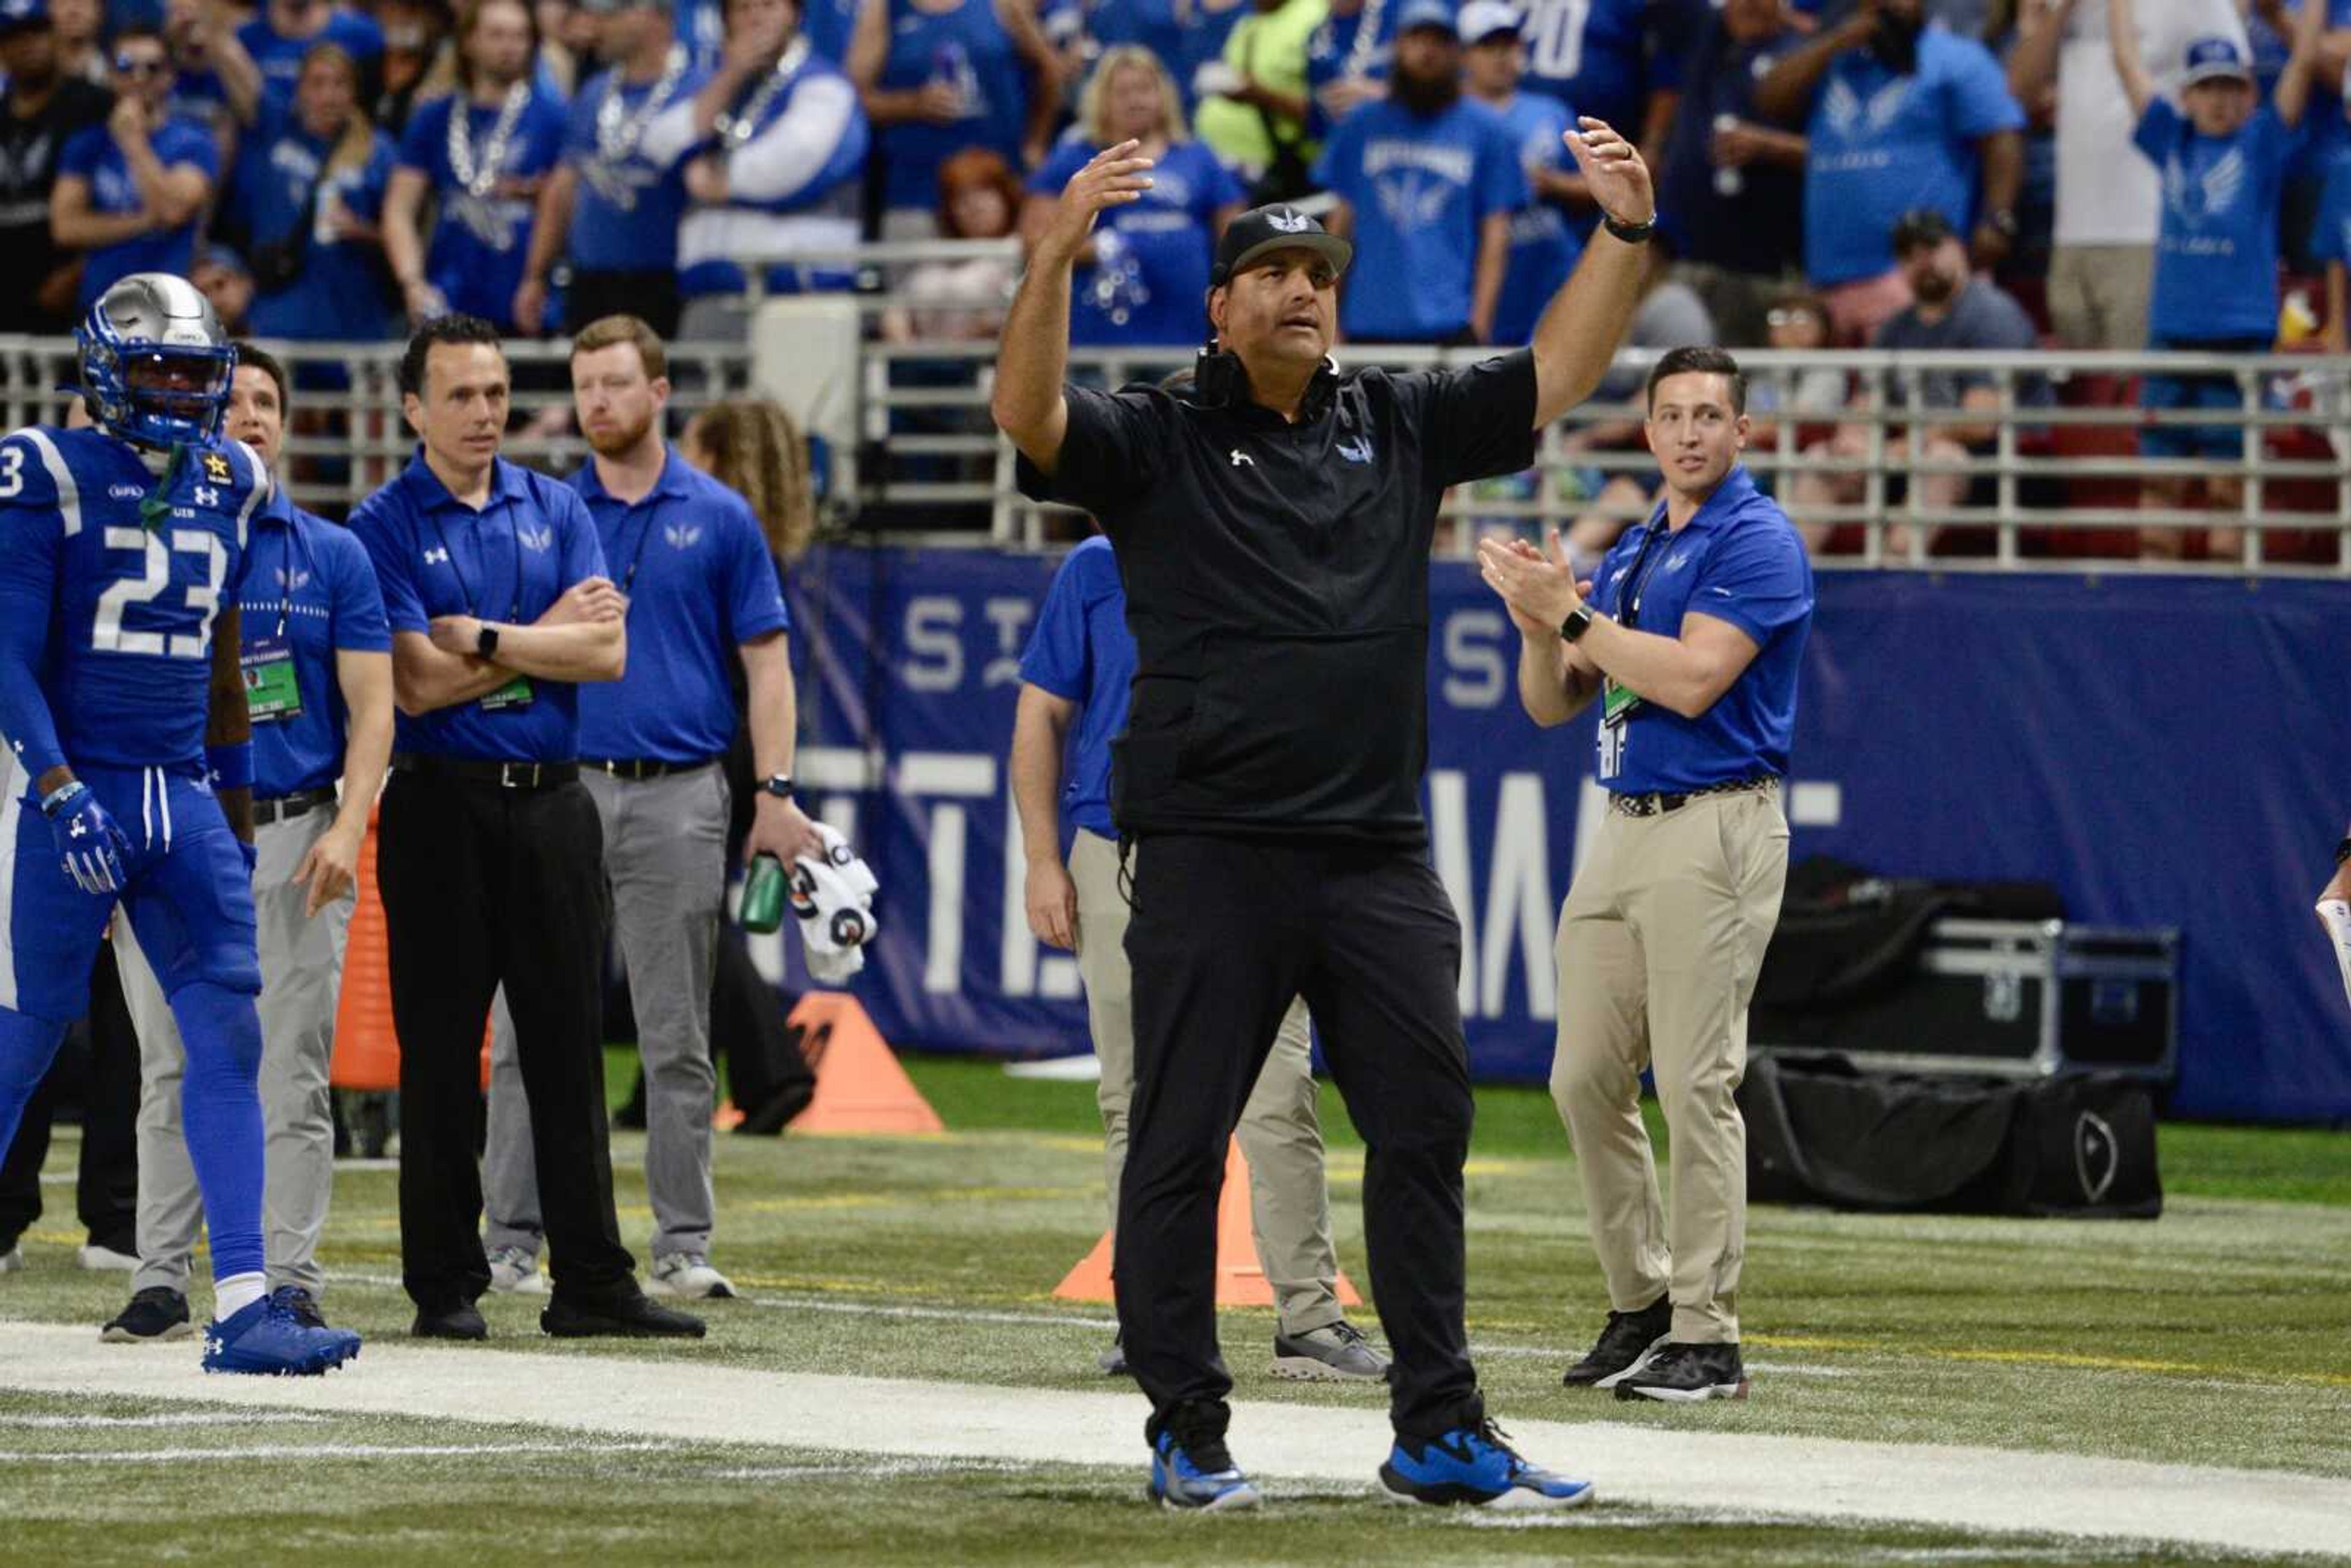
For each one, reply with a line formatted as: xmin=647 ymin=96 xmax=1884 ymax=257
xmin=1070 ymin=830 xmax=1344 ymax=1337
xmin=484 ymin=765 xmax=727 ymax=1261
xmin=119 ymin=808 xmax=351 ymax=1296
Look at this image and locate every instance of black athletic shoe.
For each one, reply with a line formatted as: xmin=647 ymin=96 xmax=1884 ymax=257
xmin=270 ymin=1285 xmax=328 ymax=1329
xmin=1561 ymin=1294 xmax=1672 ymax=1389
xmin=411 ymin=1302 xmax=489 ymax=1340
xmin=101 ymin=1286 xmax=193 ymax=1343
xmin=541 ymin=1292 xmax=706 ymax=1339
xmin=1613 ymin=1340 xmax=1750 ymax=1403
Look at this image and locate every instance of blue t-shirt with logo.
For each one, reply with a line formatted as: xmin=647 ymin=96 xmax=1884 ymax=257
xmin=60 ymin=118 xmax=221 ymax=308
xmin=1801 ymin=24 xmax=2023 ymax=287
xmin=1517 ymin=0 xmax=1704 ymax=143
xmin=1016 ymin=535 xmax=1131 ymax=841
xmin=1028 ymin=138 xmax=1244 ymax=345
xmin=1588 ymin=465 xmax=1813 ymax=796
xmin=2135 ymin=98 xmax=2295 ymax=344
xmin=241 ymin=492 xmax=392 ymax=798
xmin=564 ymin=59 xmax=707 ymax=273
xmin=238 ymin=9 xmax=386 ymax=105
xmin=1314 ymin=96 xmax=1528 ymax=340
xmin=1305 ymin=2 xmax=1395 ymax=138
xmin=572 ymin=449 xmax=790 ymax=766
xmin=349 ymin=454 xmax=609 ymax=764
xmin=1488 ymin=89 xmax=1580 ymax=347
xmin=242 ymin=105 xmax=398 ymax=342
xmin=396 ymin=87 xmax=569 ymax=331
xmin=874 ymin=0 xmax=1031 ymax=212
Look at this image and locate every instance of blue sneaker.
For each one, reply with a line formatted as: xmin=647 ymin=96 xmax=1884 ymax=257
xmin=203 ymin=1294 xmax=362 ymax=1376
xmin=1147 ymin=1428 xmax=1262 ymax=1511
xmin=1379 ymin=1419 xmax=1594 ymax=1510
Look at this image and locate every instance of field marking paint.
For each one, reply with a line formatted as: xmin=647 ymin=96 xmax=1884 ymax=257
xmin=0 ymin=1439 xmax=677 ymax=1465
xmin=0 ymin=1412 xmax=331 ymax=1428
xmin=1 ymin=1322 xmax=2344 ymax=1556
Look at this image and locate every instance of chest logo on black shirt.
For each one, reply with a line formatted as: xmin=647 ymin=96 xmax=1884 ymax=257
xmin=1230 ymin=449 xmax=1254 ymax=467
xmin=1337 ymin=435 xmax=1373 ymax=465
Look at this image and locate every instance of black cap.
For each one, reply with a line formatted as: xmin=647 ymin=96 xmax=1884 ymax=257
xmin=1210 ymin=204 xmax=1353 ymax=287
xmin=1890 ymin=207 xmax=1955 ymax=255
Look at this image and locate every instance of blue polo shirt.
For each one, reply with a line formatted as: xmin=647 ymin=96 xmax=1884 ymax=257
xmin=572 ymin=448 xmax=790 ymax=765
xmin=1589 ymin=465 xmax=1812 ymax=795
xmin=1016 ymin=536 xmax=1130 ymax=841
xmin=348 ymin=452 xmax=609 ymax=763
xmin=241 ymin=490 xmax=392 ymax=798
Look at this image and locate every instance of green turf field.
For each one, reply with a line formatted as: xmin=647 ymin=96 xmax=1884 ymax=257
xmin=1 ymin=1054 xmax=2345 ymax=1564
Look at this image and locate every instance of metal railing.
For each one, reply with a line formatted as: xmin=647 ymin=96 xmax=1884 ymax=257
xmin=866 ymin=343 xmax=2351 ymax=575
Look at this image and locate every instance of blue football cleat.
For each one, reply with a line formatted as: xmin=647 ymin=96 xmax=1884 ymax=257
xmin=1148 ymin=1428 xmax=1262 ymax=1510
xmin=1379 ymin=1419 xmax=1594 ymax=1510
xmin=202 ymin=1294 xmax=362 ymax=1376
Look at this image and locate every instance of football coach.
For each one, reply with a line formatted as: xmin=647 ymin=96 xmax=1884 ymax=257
xmin=992 ymin=119 xmax=1659 ymax=1510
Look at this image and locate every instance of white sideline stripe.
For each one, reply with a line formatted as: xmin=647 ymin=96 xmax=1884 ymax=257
xmin=1 ymin=1440 xmax=677 ymax=1465
xmin=0 ymin=1412 xmax=329 ymax=1428
xmin=1 ymin=1323 xmax=2344 ymax=1555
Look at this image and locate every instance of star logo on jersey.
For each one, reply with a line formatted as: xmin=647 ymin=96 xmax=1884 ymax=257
xmin=1337 ymin=436 xmax=1373 ymax=465
xmin=424 ymin=546 xmax=451 ymax=566
xmin=664 ymin=523 xmax=703 ymax=550
xmin=517 ymin=525 xmax=553 ymax=553
xmin=2162 ymin=148 xmax=2246 ymax=222
xmin=201 ymin=452 xmax=233 ymax=484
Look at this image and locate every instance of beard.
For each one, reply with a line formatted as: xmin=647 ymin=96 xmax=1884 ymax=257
xmin=1390 ymin=63 xmax=1461 ymax=117
xmin=586 ymin=406 xmax=658 ymax=457
xmin=1870 ymin=9 xmax=1924 ymax=75
xmin=1910 ymin=266 xmax=1956 ymax=306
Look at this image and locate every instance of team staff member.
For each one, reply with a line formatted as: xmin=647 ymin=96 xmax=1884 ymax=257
xmin=1477 ymin=345 xmax=1812 ymax=1405
xmin=1013 ymin=535 xmax=1388 ymax=1385
xmin=481 ymin=314 xmax=818 ymax=1302
xmin=103 ymin=344 xmax=396 ymax=1343
xmin=993 ymin=116 xmax=1657 ymax=1510
xmin=350 ymin=313 xmax=703 ymax=1343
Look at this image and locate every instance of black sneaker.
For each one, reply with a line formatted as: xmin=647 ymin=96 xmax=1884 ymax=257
xmin=270 ymin=1285 xmax=328 ymax=1329
xmin=102 ymin=1286 xmax=193 ymax=1343
xmin=411 ymin=1302 xmax=489 ymax=1340
xmin=1613 ymin=1340 xmax=1750 ymax=1403
xmin=1561 ymin=1294 xmax=1672 ymax=1389
xmin=541 ymin=1292 xmax=707 ymax=1339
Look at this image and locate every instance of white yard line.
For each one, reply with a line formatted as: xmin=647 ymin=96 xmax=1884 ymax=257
xmin=1 ymin=1321 xmax=2343 ymax=1556
xmin=0 ymin=1440 xmax=676 ymax=1465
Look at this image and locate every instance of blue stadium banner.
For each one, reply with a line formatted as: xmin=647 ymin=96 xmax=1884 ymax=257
xmin=773 ymin=547 xmax=2351 ymax=1127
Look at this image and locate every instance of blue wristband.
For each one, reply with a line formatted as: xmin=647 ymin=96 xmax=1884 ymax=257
xmin=206 ymin=742 xmax=254 ymax=794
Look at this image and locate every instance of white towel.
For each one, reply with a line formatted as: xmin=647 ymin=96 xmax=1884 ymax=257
xmin=792 ymin=823 xmax=880 ymax=985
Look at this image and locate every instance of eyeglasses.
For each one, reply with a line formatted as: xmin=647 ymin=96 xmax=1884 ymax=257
xmin=1765 ymin=309 xmax=1821 ymax=329
xmin=114 ymin=55 xmax=169 ymax=77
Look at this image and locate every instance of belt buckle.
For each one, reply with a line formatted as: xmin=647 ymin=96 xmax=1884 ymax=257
xmin=499 ymin=762 xmax=539 ymax=789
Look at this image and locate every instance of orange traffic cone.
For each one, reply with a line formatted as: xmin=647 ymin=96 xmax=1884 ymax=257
xmin=329 ymin=809 xmax=493 ymax=1093
xmin=784 ymin=992 xmax=944 ymax=1133
xmin=1054 ymin=1139 xmax=1363 ymax=1307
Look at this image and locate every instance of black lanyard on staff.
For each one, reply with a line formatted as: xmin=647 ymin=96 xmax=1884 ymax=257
xmin=1617 ymin=520 xmax=1670 ymax=631
xmin=426 ymin=501 xmax=525 ymax=624
xmin=270 ymin=520 xmax=318 ymax=641
xmin=615 ymin=503 xmax=659 ymax=598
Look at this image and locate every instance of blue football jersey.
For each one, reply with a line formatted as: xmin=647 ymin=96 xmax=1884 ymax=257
xmin=0 ymin=426 xmax=269 ymax=773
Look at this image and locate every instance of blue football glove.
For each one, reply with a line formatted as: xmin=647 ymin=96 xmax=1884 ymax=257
xmin=41 ymin=781 xmax=130 ymax=895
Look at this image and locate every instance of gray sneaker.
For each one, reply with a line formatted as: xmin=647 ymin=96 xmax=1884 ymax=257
xmin=647 ymin=1253 xmax=736 ymax=1299
xmin=0 ymin=1247 xmax=21 ymax=1274
xmin=1272 ymin=1319 xmax=1389 ymax=1382
xmin=486 ymin=1245 xmax=549 ymax=1296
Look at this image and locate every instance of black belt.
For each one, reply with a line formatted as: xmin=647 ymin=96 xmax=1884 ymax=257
xmin=1610 ymin=776 xmax=1779 ymax=819
xmin=392 ymin=754 xmax=580 ymax=790
xmin=252 ymin=787 xmax=339 ymax=826
xmin=583 ymin=757 xmax=718 ymax=781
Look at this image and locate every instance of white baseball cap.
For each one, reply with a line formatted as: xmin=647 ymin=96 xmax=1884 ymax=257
xmin=1458 ymin=1 xmax=1522 ymax=43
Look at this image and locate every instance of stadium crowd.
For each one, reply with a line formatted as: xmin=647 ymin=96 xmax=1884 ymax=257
xmin=0 ymin=0 xmax=2339 ymax=562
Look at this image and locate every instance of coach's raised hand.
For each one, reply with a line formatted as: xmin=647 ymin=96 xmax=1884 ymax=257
xmin=1033 ymin=140 xmax=1155 ymax=266
xmin=1563 ymin=116 xmax=1654 ymax=230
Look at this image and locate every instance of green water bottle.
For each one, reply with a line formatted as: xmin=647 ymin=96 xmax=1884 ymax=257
xmin=740 ymin=852 xmax=787 ymax=934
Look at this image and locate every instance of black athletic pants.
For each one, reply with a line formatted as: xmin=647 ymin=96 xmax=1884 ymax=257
xmin=0 ymin=945 xmax=139 ymax=1254
xmin=1114 ymin=834 xmax=1483 ymax=1444
xmin=377 ymin=770 xmax=636 ymax=1311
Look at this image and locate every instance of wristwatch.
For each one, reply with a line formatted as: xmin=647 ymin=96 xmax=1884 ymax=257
xmin=476 ymin=624 xmax=500 ymax=658
xmin=1559 ymin=604 xmax=1595 ymax=642
xmin=762 ymin=775 xmax=795 ymax=800
xmin=1602 ymin=211 xmax=1657 ymax=245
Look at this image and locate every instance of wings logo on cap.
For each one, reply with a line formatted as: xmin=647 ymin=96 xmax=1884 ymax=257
xmin=1267 ymin=209 xmax=1313 ymax=233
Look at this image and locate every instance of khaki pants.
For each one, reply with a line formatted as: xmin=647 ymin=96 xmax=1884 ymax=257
xmin=1550 ymin=786 xmax=1789 ymax=1345
xmin=2047 ymin=244 xmax=2153 ymax=351
xmin=1069 ymin=830 xmax=1343 ymax=1337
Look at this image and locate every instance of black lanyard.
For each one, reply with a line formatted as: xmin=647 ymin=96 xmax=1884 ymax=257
xmin=615 ymin=503 xmax=659 ymax=597
xmin=426 ymin=501 xmax=524 ymax=623
xmin=1617 ymin=522 xmax=1670 ymax=631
